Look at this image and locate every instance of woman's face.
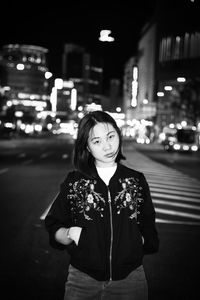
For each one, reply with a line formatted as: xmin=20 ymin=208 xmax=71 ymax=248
xmin=87 ymin=122 xmax=120 ymax=167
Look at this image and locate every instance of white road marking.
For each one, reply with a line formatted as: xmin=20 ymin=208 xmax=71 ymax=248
xmin=0 ymin=168 xmax=9 ymax=175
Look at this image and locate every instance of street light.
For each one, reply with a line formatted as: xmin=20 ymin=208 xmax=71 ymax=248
xmin=45 ymin=71 xmax=53 ymax=79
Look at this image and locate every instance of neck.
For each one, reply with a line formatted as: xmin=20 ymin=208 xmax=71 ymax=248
xmin=95 ymin=162 xmax=117 ymax=168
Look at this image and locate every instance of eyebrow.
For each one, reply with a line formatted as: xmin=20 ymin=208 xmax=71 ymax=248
xmin=90 ymin=130 xmax=115 ymax=141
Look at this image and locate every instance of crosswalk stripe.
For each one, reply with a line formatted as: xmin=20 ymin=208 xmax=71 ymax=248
xmin=148 ymin=179 xmax=200 ymax=189
xmin=155 ymin=207 xmax=200 ymax=220
xmin=154 ymin=199 xmax=200 ymax=210
xmin=151 ymin=192 xmax=200 ymax=202
xmin=156 ymin=218 xmax=200 ymax=226
xmin=146 ymin=174 xmax=197 ymax=182
xmin=149 ymin=182 xmax=200 ymax=193
xmin=138 ymin=170 xmax=191 ymax=178
xmin=150 ymin=187 xmax=200 ymax=198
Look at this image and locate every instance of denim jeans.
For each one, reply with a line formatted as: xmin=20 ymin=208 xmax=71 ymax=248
xmin=64 ymin=264 xmax=148 ymax=300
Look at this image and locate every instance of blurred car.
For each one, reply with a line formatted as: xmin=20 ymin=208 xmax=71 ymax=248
xmin=0 ymin=121 xmax=16 ymax=139
xmin=161 ymin=125 xmax=199 ymax=152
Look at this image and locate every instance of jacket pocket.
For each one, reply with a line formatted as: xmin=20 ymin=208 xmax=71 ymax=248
xmin=115 ymin=222 xmax=143 ymax=266
xmin=71 ymin=226 xmax=104 ymax=270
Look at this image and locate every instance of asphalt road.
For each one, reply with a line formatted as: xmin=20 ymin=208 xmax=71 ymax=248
xmin=0 ymin=135 xmax=200 ymax=300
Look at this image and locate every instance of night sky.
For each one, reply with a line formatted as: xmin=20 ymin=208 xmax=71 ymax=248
xmin=0 ymin=0 xmax=158 ymax=87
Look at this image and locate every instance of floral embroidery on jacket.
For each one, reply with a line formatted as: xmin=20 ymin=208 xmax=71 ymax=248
xmin=114 ymin=177 xmax=144 ymax=220
xmin=67 ymin=179 xmax=105 ymax=220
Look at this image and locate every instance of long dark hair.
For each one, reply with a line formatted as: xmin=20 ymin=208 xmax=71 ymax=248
xmin=73 ymin=110 xmax=126 ymax=177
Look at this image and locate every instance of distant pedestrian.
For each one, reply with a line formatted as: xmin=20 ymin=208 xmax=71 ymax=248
xmin=45 ymin=110 xmax=159 ymax=300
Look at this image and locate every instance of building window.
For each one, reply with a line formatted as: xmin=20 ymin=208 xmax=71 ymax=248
xmin=159 ymin=32 xmax=200 ymax=62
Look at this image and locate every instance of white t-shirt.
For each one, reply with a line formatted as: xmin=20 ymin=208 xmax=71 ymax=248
xmin=96 ymin=165 xmax=117 ymax=186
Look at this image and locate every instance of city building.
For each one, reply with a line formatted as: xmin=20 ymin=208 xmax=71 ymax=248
xmin=62 ymin=43 xmax=103 ymax=109
xmin=124 ymin=0 xmax=200 ymax=132
xmin=0 ymin=44 xmax=52 ymax=133
xmin=109 ymin=78 xmax=122 ymax=111
xmin=101 ymin=78 xmax=122 ymax=112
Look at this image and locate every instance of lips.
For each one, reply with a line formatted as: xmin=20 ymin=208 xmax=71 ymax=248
xmin=105 ymin=152 xmax=115 ymax=158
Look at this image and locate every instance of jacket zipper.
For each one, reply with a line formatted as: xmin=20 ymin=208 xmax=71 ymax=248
xmin=108 ymin=188 xmax=113 ymax=281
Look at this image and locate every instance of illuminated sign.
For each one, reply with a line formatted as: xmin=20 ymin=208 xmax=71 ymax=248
xmin=131 ymin=66 xmax=138 ymax=107
xmin=99 ymin=30 xmax=115 ymax=42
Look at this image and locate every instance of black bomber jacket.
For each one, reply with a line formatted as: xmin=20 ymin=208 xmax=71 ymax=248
xmin=45 ymin=163 xmax=159 ymax=281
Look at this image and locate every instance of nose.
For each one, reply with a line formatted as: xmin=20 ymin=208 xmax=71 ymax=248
xmin=102 ymin=139 xmax=111 ymax=151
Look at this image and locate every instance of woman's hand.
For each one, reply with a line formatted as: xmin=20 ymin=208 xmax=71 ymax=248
xmin=55 ymin=226 xmax=82 ymax=246
xmin=68 ymin=226 xmax=82 ymax=245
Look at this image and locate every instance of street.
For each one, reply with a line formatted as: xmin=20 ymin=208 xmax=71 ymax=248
xmin=0 ymin=135 xmax=200 ymax=300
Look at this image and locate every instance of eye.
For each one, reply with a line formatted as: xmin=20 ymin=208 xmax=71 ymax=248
xmin=108 ymin=134 xmax=115 ymax=139
xmin=93 ymin=140 xmax=100 ymax=144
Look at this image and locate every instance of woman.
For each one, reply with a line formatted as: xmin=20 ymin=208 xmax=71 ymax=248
xmin=45 ymin=110 xmax=159 ymax=299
